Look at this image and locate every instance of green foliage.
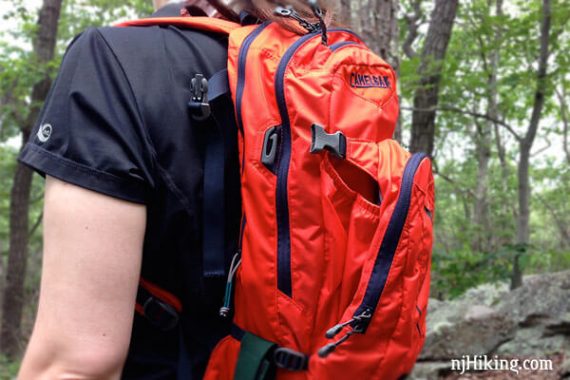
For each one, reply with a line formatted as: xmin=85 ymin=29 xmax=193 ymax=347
xmin=0 ymin=148 xmax=18 ymax=247
xmin=400 ymin=0 xmax=570 ymax=298
xmin=0 ymin=355 xmax=19 ymax=380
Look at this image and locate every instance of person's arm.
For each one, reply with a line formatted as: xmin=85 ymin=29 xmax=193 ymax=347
xmin=19 ymin=176 xmax=146 ymax=380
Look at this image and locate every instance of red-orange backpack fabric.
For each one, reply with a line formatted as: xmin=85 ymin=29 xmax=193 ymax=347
xmin=120 ymin=13 xmax=435 ymax=380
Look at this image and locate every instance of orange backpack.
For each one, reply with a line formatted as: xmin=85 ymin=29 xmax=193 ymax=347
xmin=120 ymin=11 xmax=434 ymax=380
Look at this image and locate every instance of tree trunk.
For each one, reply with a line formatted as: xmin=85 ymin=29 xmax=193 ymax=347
xmin=511 ymin=0 xmax=551 ymax=290
xmin=472 ymin=120 xmax=491 ymax=252
xmin=338 ymin=0 xmax=352 ymax=26
xmin=1 ymin=154 xmax=33 ymax=358
xmin=555 ymin=87 xmax=570 ymax=164
xmin=0 ymin=0 xmax=62 ymax=358
xmin=358 ymin=0 xmax=398 ymax=65
xmin=409 ymin=0 xmax=459 ymax=156
xmin=473 ymin=0 xmax=503 ymax=253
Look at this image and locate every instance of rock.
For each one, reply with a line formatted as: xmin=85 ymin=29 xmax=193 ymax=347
xmin=544 ymin=312 xmax=570 ymax=336
xmin=496 ymin=325 xmax=569 ymax=356
xmin=465 ymin=305 xmax=495 ymax=321
xmin=427 ymin=298 xmax=445 ymax=314
xmin=458 ymin=282 xmax=509 ymax=307
xmin=493 ymin=271 xmax=570 ymax=357
xmin=409 ymin=361 xmax=451 ymax=380
xmin=562 ymin=356 xmax=570 ymax=378
xmin=498 ymin=271 xmax=570 ymax=325
xmin=419 ymin=271 xmax=570 ymax=364
xmin=420 ymin=304 xmax=516 ymax=360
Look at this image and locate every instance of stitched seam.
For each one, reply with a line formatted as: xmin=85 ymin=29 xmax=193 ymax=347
xmin=24 ymin=143 xmax=145 ymax=185
xmin=95 ymin=28 xmax=159 ymax=168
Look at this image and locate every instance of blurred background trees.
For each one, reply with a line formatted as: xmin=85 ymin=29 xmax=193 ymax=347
xmin=0 ymin=0 xmax=569 ymax=372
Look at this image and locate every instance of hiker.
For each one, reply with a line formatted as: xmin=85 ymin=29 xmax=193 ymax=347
xmin=18 ymin=0 xmax=435 ymax=378
xmin=16 ymin=0 xmax=301 ymax=378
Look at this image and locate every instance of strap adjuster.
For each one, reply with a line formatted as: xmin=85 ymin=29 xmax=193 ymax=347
xmin=188 ymin=74 xmax=211 ymax=121
xmin=273 ymin=347 xmax=309 ymax=371
xmin=142 ymin=297 xmax=179 ymax=331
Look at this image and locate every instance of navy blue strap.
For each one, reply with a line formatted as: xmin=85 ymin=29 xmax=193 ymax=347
xmin=202 ymin=124 xmax=225 ymax=277
xmin=202 ymin=69 xmax=234 ymax=277
xmin=207 ymin=69 xmax=230 ymax=103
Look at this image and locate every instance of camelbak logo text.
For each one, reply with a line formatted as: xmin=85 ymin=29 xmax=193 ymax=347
xmin=349 ymin=73 xmax=391 ymax=89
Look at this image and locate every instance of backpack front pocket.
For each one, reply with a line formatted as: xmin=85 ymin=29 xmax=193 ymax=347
xmin=317 ymin=154 xmax=381 ymax=332
xmin=310 ymin=141 xmax=434 ymax=380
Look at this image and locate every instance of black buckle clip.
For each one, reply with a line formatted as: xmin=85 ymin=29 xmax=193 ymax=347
xmin=273 ymin=347 xmax=309 ymax=371
xmin=188 ymin=74 xmax=211 ymax=121
xmin=142 ymin=297 xmax=180 ymax=331
xmin=310 ymin=124 xmax=346 ymax=158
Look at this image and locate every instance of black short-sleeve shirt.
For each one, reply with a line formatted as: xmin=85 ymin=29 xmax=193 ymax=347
xmin=19 ymin=13 xmax=241 ymax=380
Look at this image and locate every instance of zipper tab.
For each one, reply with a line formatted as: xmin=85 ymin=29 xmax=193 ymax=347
xmin=274 ymin=6 xmax=319 ymax=33
xmin=307 ymin=0 xmax=328 ymax=45
xmin=319 ymin=309 xmax=372 ymax=357
xmin=318 ymin=309 xmax=372 ymax=358
xmin=318 ymin=330 xmax=353 ymax=358
xmin=325 ymin=309 xmax=372 ymax=338
xmin=219 ymin=251 xmax=242 ymax=317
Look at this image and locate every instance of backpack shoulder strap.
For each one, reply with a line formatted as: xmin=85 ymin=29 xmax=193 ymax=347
xmin=116 ymin=16 xmax=240 ymax=35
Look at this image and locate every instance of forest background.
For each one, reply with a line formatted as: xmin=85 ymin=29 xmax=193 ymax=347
xmin=0 ymin=0 xmax=568 ymax=376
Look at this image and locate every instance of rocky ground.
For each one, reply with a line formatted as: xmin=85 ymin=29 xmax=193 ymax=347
xmin=411 ymin=271 xmax=570 ymax=379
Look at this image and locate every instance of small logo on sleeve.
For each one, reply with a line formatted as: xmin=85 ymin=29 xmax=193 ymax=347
xmin=37 ymin=123 xmax=52 ymax=143
xmin=349 ymin=73 xmax=391 ymax=89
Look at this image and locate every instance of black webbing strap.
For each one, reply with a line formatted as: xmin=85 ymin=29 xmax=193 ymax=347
xmin=200 ymin=69 xmax=234 ymax=277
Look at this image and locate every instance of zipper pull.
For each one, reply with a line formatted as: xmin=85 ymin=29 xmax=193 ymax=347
xmin=318 ymin=309 xmax=372 ymax=357
xmin=324 ymin=309 xmax=372 ymax=338
xmin=219 ymin=251 xmax=242 ymax=317
xmin=307 ymin=0 xmax=328 ymax=46
xmin=318 ymin=331 xmax=353 ymax=358
xmin=274 ymin=6 xmax=319 ymax=33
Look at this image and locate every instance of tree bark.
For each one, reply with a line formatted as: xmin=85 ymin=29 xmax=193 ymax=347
xmin=511 ymin=0 xmax=551 ymax=290
xmin=358 ymin=0 xmax=398 ymax=66
xmin=0 ymin=0 xmax=62 ymax=358
xmin=402 ymin=0 xmax=422 ymax=59
xmin=409 ymin=0 xmax=459 ymax=156
xmin=555 ymin=87 xmax=570 ymax=164
xmin=337 ymin=0 xmax=352 ymax=26
xmin=473 ymin=0 xmax=503 ymax=253
xmin=472 ymin=119 xmax=492 ymax=252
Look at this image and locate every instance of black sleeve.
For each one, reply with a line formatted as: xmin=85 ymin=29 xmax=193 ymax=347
xmin=18 ymin=27 xmax=155 ymax=204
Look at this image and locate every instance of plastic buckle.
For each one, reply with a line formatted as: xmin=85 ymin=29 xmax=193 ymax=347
xmin=273 ymin=347 xmax=309 ymax=371
xmin=261 ymin=126 xmax=280 ymax=169
xmin=310 ymin=124 xmax=346 ymax=158
xmin=142 ymin=297 xmax=180 ymax=331
xmin=188 ymin=74 xmax=211 ymax=121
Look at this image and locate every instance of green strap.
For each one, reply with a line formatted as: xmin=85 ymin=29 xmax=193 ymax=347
xmin=234 ymin=332 xmax=276 ymax=380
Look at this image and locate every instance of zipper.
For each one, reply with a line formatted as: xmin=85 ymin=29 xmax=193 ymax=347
xmin=319 ymin=153 xmax=428 ymax=356
xmin=236 ymin=21 xmax=271 ymax=135
xmin=274 ymin=29 xmax=363 ymax=297
xmin=329 ymin=40 xmax=359 ymax=51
